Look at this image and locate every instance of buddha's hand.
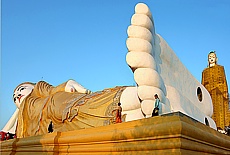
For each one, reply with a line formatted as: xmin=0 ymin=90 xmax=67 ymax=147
xmin=65 ymin=79 xmax=91 ymax=94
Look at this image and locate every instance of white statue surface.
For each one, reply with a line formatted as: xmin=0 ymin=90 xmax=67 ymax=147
xmin=125 ymin=3 xmax=216 ymax=129
xmin=2 ymin=3 xmax=217 ymax=138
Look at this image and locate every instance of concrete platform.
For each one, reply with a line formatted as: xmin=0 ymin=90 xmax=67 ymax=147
xmin=1 ymin=112 xmax=230 ymax=154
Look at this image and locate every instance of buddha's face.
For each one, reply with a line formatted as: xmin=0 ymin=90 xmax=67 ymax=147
xmin=13 ymin=84 xmax=34 ymax=108
xmin=208 ymin=53 xmax=217 ymax=66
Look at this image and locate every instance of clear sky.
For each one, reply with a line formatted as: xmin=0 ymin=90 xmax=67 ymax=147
xmin=1 ymin=0 xmax=230 ymax=129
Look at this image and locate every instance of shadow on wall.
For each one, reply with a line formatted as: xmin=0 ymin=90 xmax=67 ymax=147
xmin=154 ymin=34 xmax=163 ymax=74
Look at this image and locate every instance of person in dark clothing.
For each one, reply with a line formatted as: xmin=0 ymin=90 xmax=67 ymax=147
xmin=48 ymin=121 xmax=54 ymax=133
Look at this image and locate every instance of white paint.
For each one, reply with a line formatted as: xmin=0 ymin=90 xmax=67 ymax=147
xmin=1 ymin=109 xmax=19 ymax=133
xmin=13 ymin=83 xmax=34 ymax=108
xmin=126 ymin=38 xmax=152 ymax=53
xmin=126 ymin=52 xmax=156 ymax=70
xmin=120 ymin=87 xmax=141 ymax=111
xmin=127 ymin=25 xmax=152 ymax=42
xmin=125 ymin=3 xmax=216 ymax=129
xmin=65 ymin=79 xmax=91 ymax=94
xmin=122 ymin=108 xmax=145 ymax=122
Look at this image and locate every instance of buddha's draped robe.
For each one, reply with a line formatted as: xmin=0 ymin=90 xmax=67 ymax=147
xmin=16 ymin=81 xmax=126 ymax=138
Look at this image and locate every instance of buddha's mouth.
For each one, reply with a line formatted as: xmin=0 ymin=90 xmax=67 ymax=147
xmin=18 ymin=95 xmax=24 ymax=103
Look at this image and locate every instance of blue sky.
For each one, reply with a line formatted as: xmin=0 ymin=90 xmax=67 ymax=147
xmin=1 ymin=0 xmax=230 ymax=129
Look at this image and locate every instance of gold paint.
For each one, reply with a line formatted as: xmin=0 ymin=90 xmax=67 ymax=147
xmin=1 ymin=112 xmax=230 ymax=154
xmin=16 ymin=81 xmax=126 ymax=138
xmin=202 ymin=64 xmax=230 ymax=129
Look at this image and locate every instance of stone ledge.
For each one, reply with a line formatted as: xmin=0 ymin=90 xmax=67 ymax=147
xmin=1 ymin=112 xmax=230 ymax=154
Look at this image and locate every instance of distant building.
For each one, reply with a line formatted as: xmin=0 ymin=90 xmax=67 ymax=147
xmin=202 ymin=51 xmax=230 ymax=130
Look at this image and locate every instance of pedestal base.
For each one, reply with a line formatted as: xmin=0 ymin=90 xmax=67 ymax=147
xmin=1 ymin=112 xmax=230 ymax=154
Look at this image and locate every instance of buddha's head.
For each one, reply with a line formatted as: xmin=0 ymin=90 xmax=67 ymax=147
xmin=13 ymin=82 xmax=35 ymax=108
xmin=208 ymin=51 xmax=217 ymax=67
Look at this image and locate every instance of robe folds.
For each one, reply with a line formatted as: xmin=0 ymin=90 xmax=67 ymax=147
xmin=16 ymin=81 xmax=126 ymax=138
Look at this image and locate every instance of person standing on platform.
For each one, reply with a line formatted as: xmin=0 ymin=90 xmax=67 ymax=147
xmin=114 ymin=103 xmax=122 ymax=123
xmin=152 ymin=94 xmax=160 ymax=117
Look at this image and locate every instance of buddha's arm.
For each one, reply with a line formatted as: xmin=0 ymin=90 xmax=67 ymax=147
xmin=64 ymin=79 xmax=91 ymax=94
xmin=221 ymin=66 xmax=228 ymax=97
xmin=34 ymin=80 xmax=90 ymax=97
xmin=1 ymin=109 xmax=19 ymax=133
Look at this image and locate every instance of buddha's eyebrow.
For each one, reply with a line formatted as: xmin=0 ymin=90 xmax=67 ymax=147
xmin=17 ymin=86 xmax=23 ymax=91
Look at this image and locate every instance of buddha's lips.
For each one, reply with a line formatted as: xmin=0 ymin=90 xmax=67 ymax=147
xmin=18 ymin=95 xmax=24 ymax=103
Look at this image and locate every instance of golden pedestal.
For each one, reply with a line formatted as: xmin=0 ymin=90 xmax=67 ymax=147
xmin=1 ymin=112 xmax=230 ymax=154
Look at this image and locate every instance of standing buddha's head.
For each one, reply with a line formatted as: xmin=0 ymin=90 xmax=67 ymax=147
xmin=208 ymin=51 xmax=217 ymax=67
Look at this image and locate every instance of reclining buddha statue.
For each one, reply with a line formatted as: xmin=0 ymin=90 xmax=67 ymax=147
xmin=2 ymin=3 xmax=217 ymax=138
xmin=12 ymin=80 xmax=138 ymax=138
